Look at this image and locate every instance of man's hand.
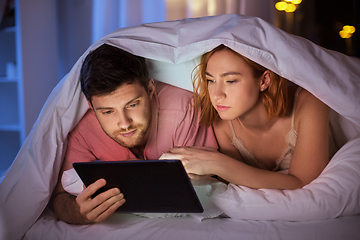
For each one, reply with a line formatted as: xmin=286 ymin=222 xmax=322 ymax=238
xmin=75 ymin=178 xmax=126 ymax=223
xmin=53 ymin=178 xmax=125 ymax=224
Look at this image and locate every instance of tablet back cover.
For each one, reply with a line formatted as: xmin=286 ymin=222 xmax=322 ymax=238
xmin=73 ymin=160 xmax=203 ymax=213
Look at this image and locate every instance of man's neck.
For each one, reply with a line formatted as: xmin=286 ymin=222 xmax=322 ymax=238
xmin=130 ymin=145 xmax=145 ymax=159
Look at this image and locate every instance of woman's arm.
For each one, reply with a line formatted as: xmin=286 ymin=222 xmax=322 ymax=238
xmin=286 ymin=90 xmax=330 ymax=185
xmin=165 ymin=91 xmax=330 ymax=190
xmin=165 ymin=146 xmax=305 ymax=189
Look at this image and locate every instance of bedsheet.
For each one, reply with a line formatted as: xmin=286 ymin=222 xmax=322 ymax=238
xmin=24 ymin=208 xmax=360 ymax=240
xmin=1 ymin=14 xmax=360 ymax=240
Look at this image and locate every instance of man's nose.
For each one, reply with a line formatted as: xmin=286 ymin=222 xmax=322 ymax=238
xmin=118 ymin=112 xmax=132 ymax=129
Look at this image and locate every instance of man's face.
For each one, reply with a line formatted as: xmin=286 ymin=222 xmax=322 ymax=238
xmin=89 ymin=80 xmax=154 ymax=148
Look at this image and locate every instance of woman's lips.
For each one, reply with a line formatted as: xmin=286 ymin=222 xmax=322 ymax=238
xmin=216 ymin=105 xmax=230 ymax=111
xmin=120 ymin=129 xmax=137 ymax=137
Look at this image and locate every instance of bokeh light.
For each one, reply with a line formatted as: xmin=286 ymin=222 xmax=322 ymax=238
xmin=275 ymin=0 xmax=301 ymax=12
xmin=340 ymin=25 xmax=356 ymax=39
xmin=285 ymin=3 xmax=296 ymax=12
xmin=275 ymin=2 xmax=287 ymax=11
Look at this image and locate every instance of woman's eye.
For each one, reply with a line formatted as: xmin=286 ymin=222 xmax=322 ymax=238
xmin=206 ymin=79 xmax=215 ymax=83
xmin=227 ymin=80 xmax=237 ymax=84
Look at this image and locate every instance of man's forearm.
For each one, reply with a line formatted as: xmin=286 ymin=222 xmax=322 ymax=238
xmin=53 ymin=191 xmax=91 ymax=225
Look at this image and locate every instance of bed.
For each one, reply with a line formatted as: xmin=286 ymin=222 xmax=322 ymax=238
xmin=1 ymin=14 xmax=360 ymax=240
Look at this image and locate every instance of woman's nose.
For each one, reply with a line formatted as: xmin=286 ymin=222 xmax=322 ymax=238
xmin=211 ymin=83 xmax=226 ymax=100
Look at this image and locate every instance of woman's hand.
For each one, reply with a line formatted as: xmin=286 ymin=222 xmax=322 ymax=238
xmin=160 ymin=146 xmax=219 ymax=177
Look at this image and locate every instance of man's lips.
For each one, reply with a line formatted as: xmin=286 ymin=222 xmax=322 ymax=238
xmin=216 ymin=105 xmax=230 ymax=111
xmin=119 ymin=129 xmax=137 ymax=137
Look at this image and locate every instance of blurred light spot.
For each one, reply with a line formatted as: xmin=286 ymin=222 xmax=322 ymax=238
xmin=276 ymin=0 xmax=301 ymax=12
xmin=340 ymin=25 xmax=356 ymax=38
xmin=208 ymin=0 xmax=216 ymax=16
xmin=275 ymin=2 xmax=288 ymax=11
xmin=285 ymin=3 xmax=296 ymax=12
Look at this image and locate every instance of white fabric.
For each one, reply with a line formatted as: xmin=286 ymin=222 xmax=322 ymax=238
xmin=208 ymin=134 xmax=360 ymax=221
xmin=0 ymin=14 xmax=360 ymax=240
xmin=61 ymin=168 xmax=84 ymax=196
xmin=24 ymin=209 xmax=360 ymax=240
xmin=61 ymin=169 xmax=224 ymax=220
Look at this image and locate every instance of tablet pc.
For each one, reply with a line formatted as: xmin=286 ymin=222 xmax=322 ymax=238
xmin=73 ymin=160 xmax=203 ymax=213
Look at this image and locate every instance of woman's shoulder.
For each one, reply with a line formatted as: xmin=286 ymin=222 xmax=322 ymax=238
xmin=295 ymin=88 xmax=324 ymax=112
xmin=293 ymin=87 xmax=329 ymax=129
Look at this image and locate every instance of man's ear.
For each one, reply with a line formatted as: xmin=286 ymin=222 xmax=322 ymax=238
xmin=87 ymin=100 xmax=93 ymax=109
xmin=147 ymin=79 xmax=155 ymax=100
xmin=260 ymin=70 xmax=271 ymax=92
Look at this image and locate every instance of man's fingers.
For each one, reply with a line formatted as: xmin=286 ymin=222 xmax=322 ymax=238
xmin=77 ymin=187 xmax=126 ymax=223
xmin=77 ymin=178 xmax=107 ymax=202
xmin=87 ymin=191 xmax=126 ymax=222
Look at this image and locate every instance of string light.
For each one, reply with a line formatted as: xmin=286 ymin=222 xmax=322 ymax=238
xmin=275 ymin=0 xmax=302 ymax=12
xmin=285 ymin=3 xmax=296 ymax=12
xmin=275 ymin=2 xmax=287 ymax=11
xmin=339 ymin=25 xmax=356 ymax=39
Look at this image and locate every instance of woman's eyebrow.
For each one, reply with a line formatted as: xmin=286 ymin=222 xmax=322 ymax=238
xmin=205 ymin=72 xmax=213 ymax=77
xmin=205 ymin=71 xmax=242 ymax=77
xmin=221 ymin=72 xmax=242 ymax=77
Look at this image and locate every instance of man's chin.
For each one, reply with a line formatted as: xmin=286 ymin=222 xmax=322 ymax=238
xmin=112 ymin=127 xmax=149 ymax=148
xmin=114 ymin=139 xmax=140 ymax=148
xmin=113 ymin=134 xmax=145 ymax=148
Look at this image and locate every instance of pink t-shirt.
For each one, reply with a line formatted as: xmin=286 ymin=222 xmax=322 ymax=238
xmin=65 ymin=81 xmax=217 ymax=163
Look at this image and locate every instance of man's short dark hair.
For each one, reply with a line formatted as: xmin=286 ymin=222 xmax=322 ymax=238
xmin=80 ymin=44 xmax=149 ymax=101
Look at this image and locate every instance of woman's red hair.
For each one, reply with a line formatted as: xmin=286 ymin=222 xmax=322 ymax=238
xmin=193 ymin=45 xmax=289 ymax=127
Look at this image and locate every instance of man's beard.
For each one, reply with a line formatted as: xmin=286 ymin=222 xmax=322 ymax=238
xmin=110 ymin=108 xmax=152 ymax=149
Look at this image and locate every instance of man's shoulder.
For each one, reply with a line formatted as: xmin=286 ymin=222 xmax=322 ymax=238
xmin=155 ymin=81 xmax=193 ymax=110
xmin=70 ymin=109 xmax=99 ymax=134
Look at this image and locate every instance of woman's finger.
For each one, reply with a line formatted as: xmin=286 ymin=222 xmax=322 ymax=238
xmin=158 ymin=152 xmax=184 ymax=160
xmin=167 ymin=146 xmax=217 ymax=154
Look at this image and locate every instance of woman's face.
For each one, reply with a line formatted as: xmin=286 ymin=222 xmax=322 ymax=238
xmin=206 ymin=49 xmax=263 ymax=120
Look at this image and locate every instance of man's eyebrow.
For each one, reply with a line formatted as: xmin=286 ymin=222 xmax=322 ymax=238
xmin=205 ymin=71 xmax=242 ymax=77
xmin=95 ymin=106 xmax=113 ymax=111
xmin=125 ymin=97 xmax=141 ymax=106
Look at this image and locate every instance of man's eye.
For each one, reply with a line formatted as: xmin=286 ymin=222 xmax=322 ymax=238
xmin=103 ymin=110 xmax=112 ymax=115
xmin=127 ymin=101 xmax=139 ymax=109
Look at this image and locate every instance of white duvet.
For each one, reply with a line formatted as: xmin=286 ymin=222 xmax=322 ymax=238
xmin=0 ymin=14 xmax=360 ymax=240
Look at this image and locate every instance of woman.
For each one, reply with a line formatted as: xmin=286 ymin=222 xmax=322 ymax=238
xmin=162 ymin=44 xmax=337 ymax=190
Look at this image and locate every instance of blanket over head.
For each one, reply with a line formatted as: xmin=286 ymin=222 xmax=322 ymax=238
xmin=1 ymin=14 xmax=360 ymax=240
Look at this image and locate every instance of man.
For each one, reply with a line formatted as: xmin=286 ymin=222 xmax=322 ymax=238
xmin=51 ymin=44 xmax=217 ymax=224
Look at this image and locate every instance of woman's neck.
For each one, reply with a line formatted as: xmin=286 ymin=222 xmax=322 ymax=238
xmin=237 ymin=100 xmax=277 ymax=133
